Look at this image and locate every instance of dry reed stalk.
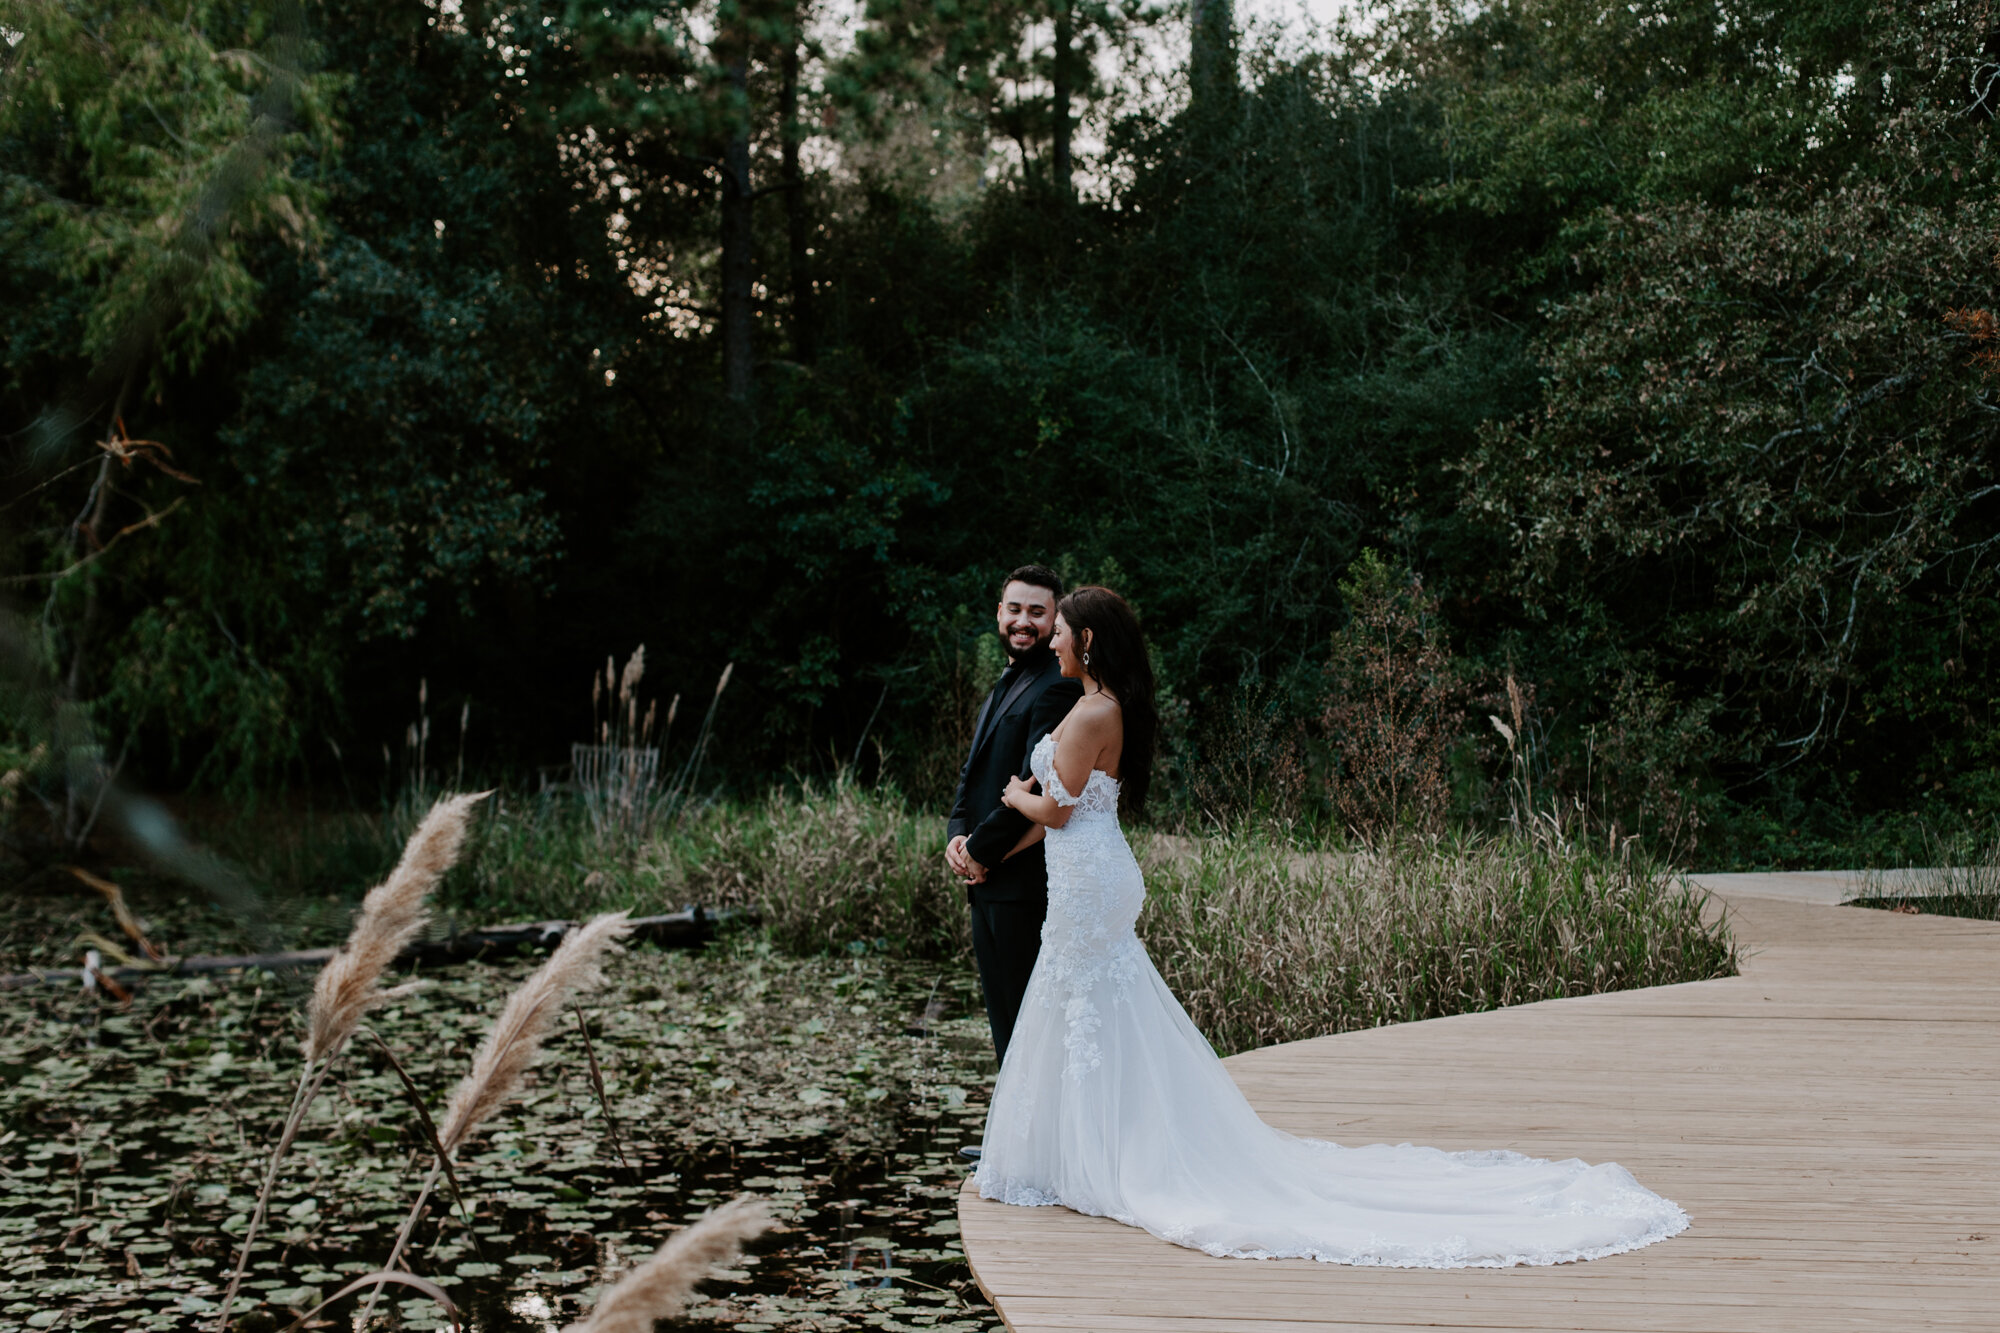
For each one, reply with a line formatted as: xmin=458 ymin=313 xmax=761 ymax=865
xmin=436 ymin=910 xmax=631 ymax=1153
xmin=360 ymin=911 xmax=633 ymax=1327
xmin=213 ymin=792 xmax=488 ymax=1333
xmin=620 ymin=644 xmax=645 ymax=698
xmin=304 ymin=791 xmax=489 ymax=1061
xmin=571 ymin=1002 xmax=634 ymax=1177
xmin=665 ymin=662 xmax=732 ymax=811
xmin=562 ymin=1197 xmax=773 ymax=1333
xmin=66 ymin=865 xmax=166 ymax=961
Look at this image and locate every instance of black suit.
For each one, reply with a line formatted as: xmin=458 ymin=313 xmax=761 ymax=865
xmin=948 ymin=644 xmax=1083 ymax=1062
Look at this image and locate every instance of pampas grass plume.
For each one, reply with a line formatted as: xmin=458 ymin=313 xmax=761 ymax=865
xmin=620 ymin=644 xmax=645 ymax=699
xmin=437 ymin=910 xmax=632 ymax=1154
xmin=221 ymin=791 xmax=487 ymax=1333
xmin=304 ymin=791 xmax=489 ymax=1062
xmin=564 ymin=1197 xmax=773 ymax=1333
xmin=359 ymin=909 xmax=637 ymax=1329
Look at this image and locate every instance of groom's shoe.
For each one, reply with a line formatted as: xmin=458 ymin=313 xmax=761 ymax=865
xmin=957 ymin=1146 xmax=982 ymax=1162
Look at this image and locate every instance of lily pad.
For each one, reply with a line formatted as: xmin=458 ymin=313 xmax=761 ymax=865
xmin=0 ymin=928 xmax=1005 ymax=1331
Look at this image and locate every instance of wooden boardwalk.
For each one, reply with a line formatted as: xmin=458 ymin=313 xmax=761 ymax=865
xmin=957 ymin=874 xmax=2000 ymax=1331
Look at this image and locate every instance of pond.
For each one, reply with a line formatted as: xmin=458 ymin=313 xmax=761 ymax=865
xmin=0 ymin=930 xmax=1006 ymax=1332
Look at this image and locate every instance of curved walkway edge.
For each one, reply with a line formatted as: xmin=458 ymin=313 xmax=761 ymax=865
xmin=958 ymin=872 xmax=2000 ymax=1332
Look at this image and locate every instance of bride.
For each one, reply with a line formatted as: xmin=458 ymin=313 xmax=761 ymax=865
xmin=974 ymin=584 xmax=1688 ymax=1268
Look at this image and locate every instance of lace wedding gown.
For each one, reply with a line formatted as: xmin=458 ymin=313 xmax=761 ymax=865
xmin=974 ymin=733 xmax=1689 ymax=1268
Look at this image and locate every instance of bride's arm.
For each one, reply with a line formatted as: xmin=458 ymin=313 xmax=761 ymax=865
xmin=1002 ymin=707 xmax=1114 ymax=828
xmin=1001 ymin=775 xmax=1067 ymax=828
xmin=1004 ymin=823 xmax=1046 ymax=859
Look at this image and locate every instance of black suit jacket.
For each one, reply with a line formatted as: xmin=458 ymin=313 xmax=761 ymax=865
xmin=947 ymin=647 xmax=1084 ymax=903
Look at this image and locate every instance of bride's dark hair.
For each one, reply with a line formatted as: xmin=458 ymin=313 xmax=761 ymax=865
xmin=1058 ymin=585 xmax=1157 ymax=816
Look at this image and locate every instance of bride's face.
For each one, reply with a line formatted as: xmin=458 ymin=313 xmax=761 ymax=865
xmin=1051 ymin=613 xmax=1085 ymax=679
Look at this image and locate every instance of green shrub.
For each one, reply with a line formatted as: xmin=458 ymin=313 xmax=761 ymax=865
xmin=1138 ymin=828 xmax=1737 ymax=1056
xmin=680 ymin=778 xmax=967 ymax=960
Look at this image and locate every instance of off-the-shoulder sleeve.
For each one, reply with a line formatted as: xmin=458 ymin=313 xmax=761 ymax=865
xmin=1046 ymin=768 xmax=1082 ymax=807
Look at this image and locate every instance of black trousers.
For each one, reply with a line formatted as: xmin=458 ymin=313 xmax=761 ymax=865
xmin=968 ymin=894 xmax=1047 ymax=1066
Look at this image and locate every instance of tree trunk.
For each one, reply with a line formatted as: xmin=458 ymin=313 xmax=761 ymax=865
xmin=1052 ymin=0 xmax=1074 ymax=194
xmin=780 ymin=16 xmax=814 ymax=361
xmin=1189 ymin=0 xmax=1236 ymax=112
xmin=719 ymin=27 xmax=756 ymax=409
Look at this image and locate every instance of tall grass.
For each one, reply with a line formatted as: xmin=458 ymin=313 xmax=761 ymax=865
xmin=1851 ymin=819 xmax=2000 ymax=920
xmin=226 ymin=773 xmax=966 ymax=958
xmin=677 ymin=776 xmax=967 ymax=959
xmin=660 ymin=786 xmax=1735 ymax=1056
xmin=573 ymin=649 xmax=733 ymax=846
xmin=1138 ymin=828 xmax=1738 ymax=1056
xmin=204 ymin=770 xmax=1736 ymax=1058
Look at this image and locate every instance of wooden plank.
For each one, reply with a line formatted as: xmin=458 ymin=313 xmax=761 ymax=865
xmin=959 ymin=874 xmax=2000 ymax=1332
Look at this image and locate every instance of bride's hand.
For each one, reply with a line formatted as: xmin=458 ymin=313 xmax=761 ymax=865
xmin=1002 ymin=774 xmax=1035 ymax=808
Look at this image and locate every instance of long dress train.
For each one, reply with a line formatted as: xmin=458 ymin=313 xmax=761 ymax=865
xmin=974 ymin=734 xmax=1688 ymax=1268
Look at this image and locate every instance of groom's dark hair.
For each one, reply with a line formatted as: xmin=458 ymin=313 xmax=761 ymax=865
xmin=1002 ymin=564 xmax=1063 ymax=599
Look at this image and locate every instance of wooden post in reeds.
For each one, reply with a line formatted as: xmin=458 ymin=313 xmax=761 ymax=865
xmin=212 ymin=792 xmax=487 ymax=1333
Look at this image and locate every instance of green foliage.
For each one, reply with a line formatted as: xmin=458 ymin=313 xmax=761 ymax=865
xmin=3 ymin=0 xmax=1992 ymax=860
xmin=0 ymin=0 xmax=339 ymax=380
xmin=100 ymin=596 xmax=315 ymax=787
xmin=842 ymin=0 xmax=1156 ymax=181
xmin=1320 ymin=549 xmax=1460 ymax=841
xmin=1446 ymin=0 xmax=2000 ymax=843
xmin=1467 ymin=190 xmax=2000 ymax=780
xmin=224 ymin=238 xmax=566 ymax=641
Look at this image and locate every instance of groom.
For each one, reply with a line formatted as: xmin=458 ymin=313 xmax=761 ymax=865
xmin=947 ymin=564 xmax=1083 ymax=1075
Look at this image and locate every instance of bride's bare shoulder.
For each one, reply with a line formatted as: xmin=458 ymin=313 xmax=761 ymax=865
xmin=1054 ymin=693 xmax=1120 ymax=745
xmin=1063 ymin=695 xmax=1121 ymax=737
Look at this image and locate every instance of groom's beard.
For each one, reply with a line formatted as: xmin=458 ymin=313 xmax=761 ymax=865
xmin=1006 ymin=638 xmax=1053 ymax=669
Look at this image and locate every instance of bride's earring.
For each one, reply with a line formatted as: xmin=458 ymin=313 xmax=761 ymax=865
xmin=1082 ymin=651 xmax=1091 ymax=668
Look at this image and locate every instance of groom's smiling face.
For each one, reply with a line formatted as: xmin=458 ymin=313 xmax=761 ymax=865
xmin=997 ymin=580 xmax=1058 ymax=662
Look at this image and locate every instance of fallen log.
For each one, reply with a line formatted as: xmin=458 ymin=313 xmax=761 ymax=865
xmin=0 ymin=906 xmax=755 ymax=991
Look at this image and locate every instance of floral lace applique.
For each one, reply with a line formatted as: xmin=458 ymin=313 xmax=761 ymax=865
xmin=1030 ymin=733 xmax=1141 ymax=1082
xmin=1036 ymin=733 xmax=1120 ymax=817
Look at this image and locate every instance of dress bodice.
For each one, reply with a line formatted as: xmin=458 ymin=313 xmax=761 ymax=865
xmin=1031 ymin=732 xmax=1120 ymax=821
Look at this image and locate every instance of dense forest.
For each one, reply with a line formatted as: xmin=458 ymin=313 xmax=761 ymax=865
xmin=3 ymin=0 xmax=1997 ymax=864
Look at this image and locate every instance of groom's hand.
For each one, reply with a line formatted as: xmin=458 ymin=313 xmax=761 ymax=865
xmin=946 ymin=834 xmax=987 ymax=884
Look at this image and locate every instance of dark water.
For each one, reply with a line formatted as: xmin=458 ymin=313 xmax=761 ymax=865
xmin=0 ymin=945 xmax=1006 ymax=1332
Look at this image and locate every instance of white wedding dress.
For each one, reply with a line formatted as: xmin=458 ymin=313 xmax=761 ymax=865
xmin=975 ymin=733 xmax=1690 ymax=1268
